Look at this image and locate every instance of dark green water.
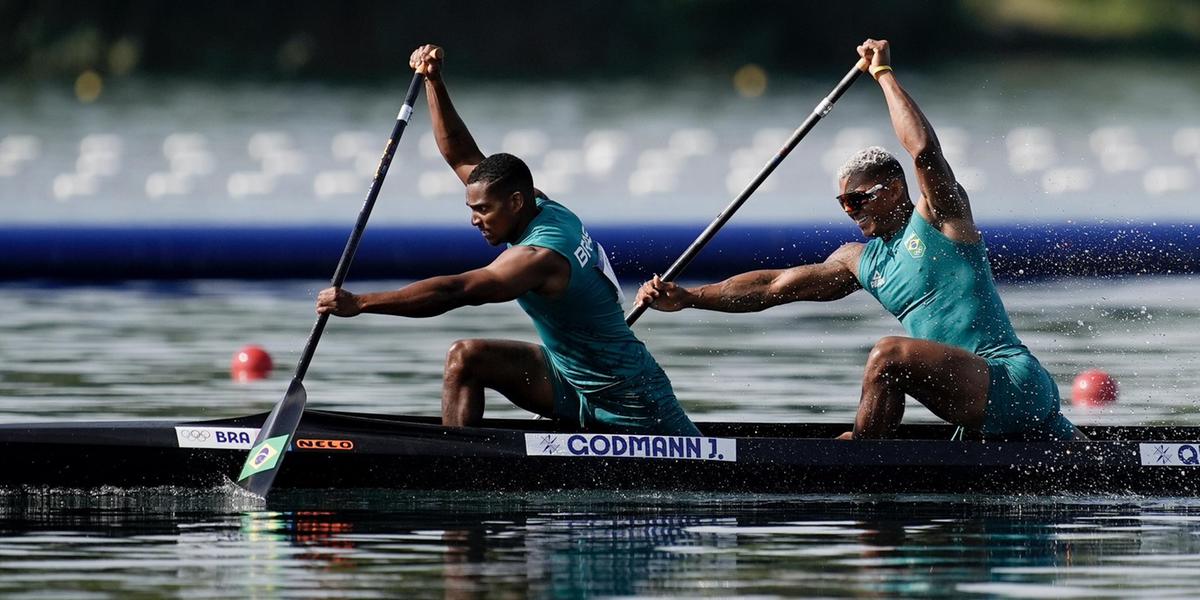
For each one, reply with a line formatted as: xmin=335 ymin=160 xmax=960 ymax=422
xmin=1 ymin=277 xmax=1199 ymax=596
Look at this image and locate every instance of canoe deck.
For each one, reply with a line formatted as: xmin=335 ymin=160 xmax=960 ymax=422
xmin=1 ymin=410 xmax=1198 ymax=495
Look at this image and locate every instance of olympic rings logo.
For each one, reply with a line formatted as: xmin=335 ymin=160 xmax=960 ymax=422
xmin=179 ymin=429 xmax=211 ymax=441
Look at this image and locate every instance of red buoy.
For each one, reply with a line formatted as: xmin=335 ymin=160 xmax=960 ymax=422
xmin=231 ymin=344 xmax=273 ymax=382
xmin=1071 ymin=369 xmax=1118 ymax=407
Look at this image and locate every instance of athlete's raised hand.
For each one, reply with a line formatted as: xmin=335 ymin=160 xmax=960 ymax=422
xmin=409 ymin=44 xmax=444 ymax=81
xmin=856 ymin=38 xmax=891 ymax=69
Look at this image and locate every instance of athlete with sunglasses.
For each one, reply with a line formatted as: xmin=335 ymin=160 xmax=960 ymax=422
xmin=637 ymin=39 xmax=1082 ymax=442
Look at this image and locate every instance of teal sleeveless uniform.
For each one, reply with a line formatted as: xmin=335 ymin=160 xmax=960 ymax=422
xmin=513 ymin=197 xmax=699 ymax=436
xmin=856 ymin=210 xmax=1076 ymax=440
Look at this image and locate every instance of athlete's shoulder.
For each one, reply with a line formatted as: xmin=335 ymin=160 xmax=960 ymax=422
xmin=831 ymin=241 xmax=865 ymax=260
xmin=829 ymin=242 xmax=865 ymax=276
xmin=497 ymin=243 xmax=566 ymax=270
xmin=536 ymin=196 xmax=578 ymax=221
xmin=915 ymin=189 xmax=981 ymax=244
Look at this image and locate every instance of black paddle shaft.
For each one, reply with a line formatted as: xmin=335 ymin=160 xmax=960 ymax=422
xmin=295 ymin=73 xmax=425 ymax=382
xmin=238 ymin=72 xmax=424 ymax=497
xmin=625 ymin=60 xmax=867 ymax=326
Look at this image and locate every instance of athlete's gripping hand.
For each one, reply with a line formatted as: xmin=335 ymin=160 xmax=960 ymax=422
xmin=409 ymin=44 xmax=445 ymax=81
xmin=316 ymin=287 xmax=363 ymax=318
xmin=856 ymin=38 xmax=891 ymax=70
xmin=635 ymin=275 xmax=692 ymax=312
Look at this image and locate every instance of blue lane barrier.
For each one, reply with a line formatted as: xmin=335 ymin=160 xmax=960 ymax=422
xmin=3 ymin=222 xmax=1198 ymax=281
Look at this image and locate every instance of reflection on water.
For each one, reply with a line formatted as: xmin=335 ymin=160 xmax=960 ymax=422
xmin=2 ymin=490 xmax=1200 ymax=598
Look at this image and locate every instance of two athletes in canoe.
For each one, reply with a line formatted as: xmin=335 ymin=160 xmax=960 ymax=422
xmin=319 ymin=40 xmax=1082 ymax=443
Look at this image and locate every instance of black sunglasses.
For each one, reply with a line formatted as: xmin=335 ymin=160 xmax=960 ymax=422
xmin=836 ymin=182 xmax=885 ymax=211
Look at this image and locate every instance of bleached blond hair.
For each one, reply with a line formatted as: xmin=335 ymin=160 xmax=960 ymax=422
xmin=836 ymin=146 xmax=904 ymax=184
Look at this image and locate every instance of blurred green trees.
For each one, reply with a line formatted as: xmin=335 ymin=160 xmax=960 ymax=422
xmin=1 ymin=0 xmax=1196 ymax=80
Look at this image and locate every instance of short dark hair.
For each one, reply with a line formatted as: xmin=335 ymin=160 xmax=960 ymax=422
xmin=467 ymin=153 xmax=535 ymax=202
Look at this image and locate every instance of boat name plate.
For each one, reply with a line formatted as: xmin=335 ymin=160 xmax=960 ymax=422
xmin=525 ymin=433 xmax=736 ymax=462
xmin=1139 ymin=443 xmax=1200 ymax=466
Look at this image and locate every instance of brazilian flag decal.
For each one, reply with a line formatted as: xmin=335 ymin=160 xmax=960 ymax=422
xmin=238 ymin=435 xmax=290 ymax=481
xmin=904 ymin=233 xmax=926 ymax=259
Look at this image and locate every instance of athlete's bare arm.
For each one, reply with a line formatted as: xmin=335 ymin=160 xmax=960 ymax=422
xmin=637 ymin=243 xmax=864 ymax=313
xmin=859 ymin=39 xmax=978 ymax=243
xmin=317 ymin=247 xmax=569 ymax=318
xmin=411 ymin=44 xmax=485 ymax=184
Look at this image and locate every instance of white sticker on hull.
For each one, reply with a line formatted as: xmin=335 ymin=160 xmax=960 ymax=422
xmin=1139 ymin=443 xmax=1200 ymax=466
xmin=525 ymin=433 xmax=736 ymax=462
xmin=175 ymin=426 xmax=261 ymax=450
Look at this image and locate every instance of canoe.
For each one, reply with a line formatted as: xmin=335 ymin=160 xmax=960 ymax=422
xmin=2 ymin=409 xmax=1198 ymax=495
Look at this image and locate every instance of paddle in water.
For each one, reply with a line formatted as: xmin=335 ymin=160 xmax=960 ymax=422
xmin=626 ymin=59 xmax=868 ymax=326
xmin=237 ymin=72 xmax=426 ymax=497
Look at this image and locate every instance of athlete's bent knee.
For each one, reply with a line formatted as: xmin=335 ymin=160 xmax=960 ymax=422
xmin=864 ymin=336 xmax=913 ymax=383
xmin=444 ymin=339 xmax=486 ymax=378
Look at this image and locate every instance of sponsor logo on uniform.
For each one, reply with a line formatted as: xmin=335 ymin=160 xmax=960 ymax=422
xmin=175 ymin=426 xmax=260 ymax=450
xmin=574 ymin=226 xmax=594 ymax=266
xmin=295 ymin=438 xmax=355 ymax=451
xmin=870 ymin=270 xmax=886 ymax=290
xmin=904 ymin=233 xmax=926 ymax=258
xmin=525 ymin=433 xmax=737 ymax=462
xmin=237 ymin=434 xmax=290 ymax=481
xmin=1139 ymin=443 xmax=1200 ymax=466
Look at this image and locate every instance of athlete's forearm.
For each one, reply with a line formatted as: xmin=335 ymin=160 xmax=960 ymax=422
xmin=878 ymin=72 xmax=968 ymax=217
xmin=685 ymin=263 xmax=858 ymax=312
xmin=685 ymin=271 xmax=788 ymax=313
xmin=877 ymin=73 xmax=942 ymax=161
xmin=357 ymin=276 xmax=467 ymax=318
xmin=425 ymin=77 xmax=484 ymax=174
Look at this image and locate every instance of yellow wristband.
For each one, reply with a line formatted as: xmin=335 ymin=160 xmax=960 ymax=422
xmin=869 ymin=65 xmax=893 ymax=80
